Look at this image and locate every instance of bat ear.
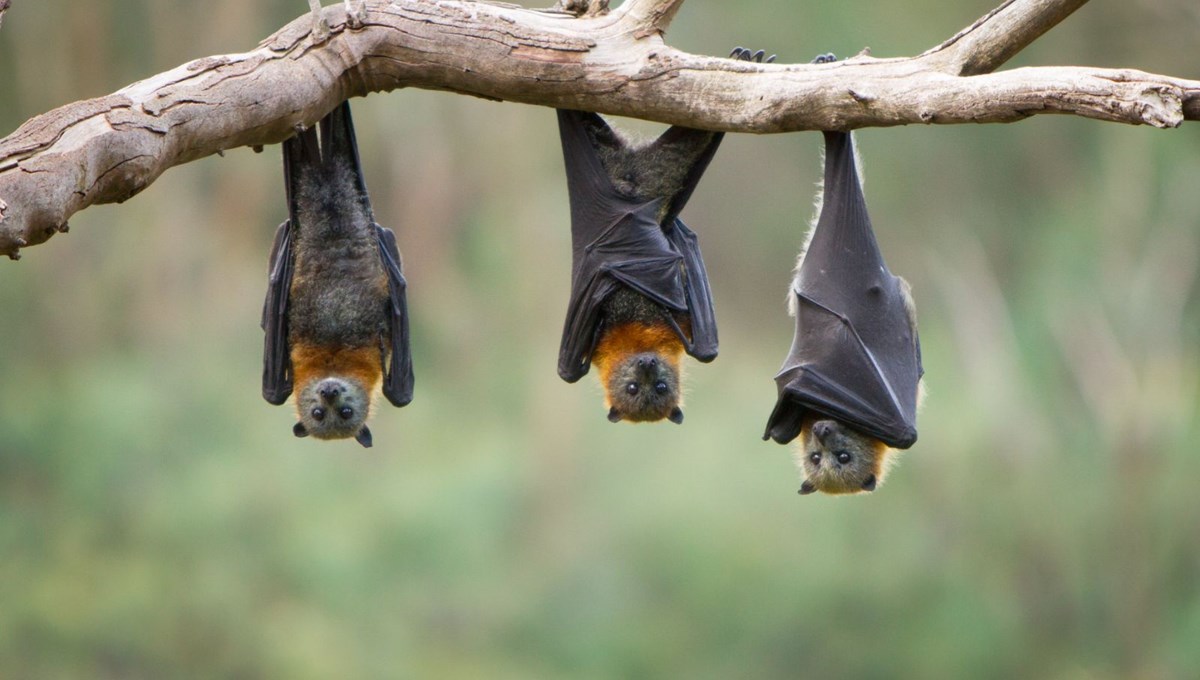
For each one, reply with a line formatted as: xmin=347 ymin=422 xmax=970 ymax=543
xmin=607 ymin=407 xmax=623 ymax=423
xmin=860 ymin=474 xmax=877 ymax=492
xmin=355 ymin=426 xmax=374 ymax=448
xmin=668 ymin=407 xmax=684 ymax=425
xmin=293 ymin=422 xmax=309 ymax=438
xmin=798 ymin=480 xmax=818 ymax=495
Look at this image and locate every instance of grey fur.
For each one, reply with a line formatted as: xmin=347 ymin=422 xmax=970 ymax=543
xmin=580 ymin=116 xmax=720 ymax=223
xmin=288 ymin=152 xmax=389 ymax=351
xmin=601 ymin=287 xmax=672 ymax=327
xmin=604 ymin=348 xmax=681 ymax=423
xmin=798 ymin=418 xmax=883 ymax=494
xmin=295 ymin=376 xmax=370 ymax=441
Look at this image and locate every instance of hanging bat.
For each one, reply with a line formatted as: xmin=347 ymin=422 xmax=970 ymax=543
xmin=261 ymin=101 xmax=414 ymax=447
xmin=556 ymin=47 xmax=774 ymax=424
xmin=554 ymin=109 xmax=720 ymax=424
xmin=763 ymin=129 xmax=924 ymax=495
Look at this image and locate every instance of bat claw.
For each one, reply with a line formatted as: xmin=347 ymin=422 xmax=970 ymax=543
xmin=308 ymin=0 xmax=332 ymax=43
xmin=730 ymin=46 xmax=776 ymax=64
xmin=344 ymin=0 xmax=367 ymax=28
xmin=812 ymin=52 xmax=838 ymax=64
xmin=310 ymin=19 xmax=331 ymax=43
xmin=555 ymin=0 xmax=610 ymax=17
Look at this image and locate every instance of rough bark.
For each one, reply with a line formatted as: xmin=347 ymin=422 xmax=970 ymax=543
xmin=0 ymin=0 xmax=1197 ymax=259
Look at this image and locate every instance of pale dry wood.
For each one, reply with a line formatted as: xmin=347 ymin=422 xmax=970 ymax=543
xmin=0 ymin=0 xmax=1197 ymax=259
xmin=921 ymin=0 xmax=1092 ymax=76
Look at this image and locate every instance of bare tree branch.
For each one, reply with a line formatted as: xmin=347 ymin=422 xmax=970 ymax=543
xmin=921 ymin=0 xmax=1092 ymax=76
xmin=0 ymin=0 xmax=1196 ymax=259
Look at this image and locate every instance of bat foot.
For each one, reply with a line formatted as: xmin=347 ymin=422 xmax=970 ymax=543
xmin=308 ymin=0 xmax=332 ymax=43
xmin=343 ymin=0 xmax=367 ymax=28
xmin=7 ymin=235 xmax=26 ymax=260
xmin=729 ymin=46 xmax=776 ymax=64
xmin=554 ymin=0 xmax=610 ymax=17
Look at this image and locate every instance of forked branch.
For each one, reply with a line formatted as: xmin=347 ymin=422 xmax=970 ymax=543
xmin=0 ymin=0 xmax=1196 ymax=259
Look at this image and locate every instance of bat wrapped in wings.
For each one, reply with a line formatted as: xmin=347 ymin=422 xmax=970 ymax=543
xmin=262 ymin=101 xmax=413 ymax=447
xmin=555 ymin=108 xmax=721 ymax=424
xmin=764 ymin=130 xmax=923 ymax=494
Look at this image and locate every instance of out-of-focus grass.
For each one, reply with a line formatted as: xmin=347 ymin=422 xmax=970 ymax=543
xmin=2 ymin=1 xmax=1199 ymax=678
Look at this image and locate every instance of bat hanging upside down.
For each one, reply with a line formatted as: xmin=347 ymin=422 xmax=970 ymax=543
xmin=556 ymin=47 xmax=774 ymax=424
xmin=261 ymin=101 xmax=414 ymax=447
xmin=763 ymin=113 xmax=924 ymax=495
xmin=554 ymin=109 xmax=719 ymax=424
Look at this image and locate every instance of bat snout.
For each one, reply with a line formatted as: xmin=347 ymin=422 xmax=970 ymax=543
xmin=636 ymin=355 xmax=659 ymax=371
xmin=812 ymin=420 xmax=836 ymax=443
xmin=318 ymin=382 xmax=344 ymax=402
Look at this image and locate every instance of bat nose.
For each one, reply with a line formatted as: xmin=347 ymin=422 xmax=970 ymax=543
xmin=813 ymin=420 xmax=834 ymax=443
xmin=637 ymin=356 xmax=658 ymax=370
xmin=319 ymin=384 xmax=341 ymax=400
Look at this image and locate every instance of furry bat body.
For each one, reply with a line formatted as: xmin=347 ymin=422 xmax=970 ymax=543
xmin=764 ymin=130 xmax=924 ymax=494
xmin=261 ymin=102 xmax=413 ymax=447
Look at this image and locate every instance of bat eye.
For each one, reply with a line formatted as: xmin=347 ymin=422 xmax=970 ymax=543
xmin=654 ymin=381 xmax=668 ymax=394
xmin=626 ymin=383 xmax=639 ymax=395
xmin=809 ymin=452 xmax=821 ymax=464
xmin=311 ymin=407 xmax=326 ymax=421
xmin=835 ymin=450 xmax=852 ymax=465
xmin=339 ymin=407 xmax=353 ymax=420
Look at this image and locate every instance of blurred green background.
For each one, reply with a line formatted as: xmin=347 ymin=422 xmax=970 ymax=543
xmin=2 ymin=1 xmax=1199 ymax=677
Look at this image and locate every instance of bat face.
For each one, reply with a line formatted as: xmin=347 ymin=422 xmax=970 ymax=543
xmin=796 ymin=416 xmax=891 ymax=495
xmin=602 ymin=351 xmax=684 ymax=424
xmin=591 ymin=314 xmax=687 ymax=424
xmin=293 ymin=376 xmax=372 ymax=443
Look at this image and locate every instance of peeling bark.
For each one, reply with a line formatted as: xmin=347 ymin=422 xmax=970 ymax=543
xmin=0 ymin=0 xmax=1197 ymax=259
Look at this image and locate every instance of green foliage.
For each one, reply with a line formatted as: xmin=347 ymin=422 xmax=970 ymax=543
xmin=2 ymin=1 xmax=1199 ymax=677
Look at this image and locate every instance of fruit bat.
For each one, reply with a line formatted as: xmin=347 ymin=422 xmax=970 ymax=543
xmin=763 ymin=130 xmax=923 ymax=494
xmin=554 ymin=108 xmax=721 ymax=424
xmin=553 ymin=48 xmax=774 ymax=424
xmin=261 ymin=101 xmax=413 ymax=447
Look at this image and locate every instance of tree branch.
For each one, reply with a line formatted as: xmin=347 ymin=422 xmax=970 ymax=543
xmin=1 ymin=0 xmax=1196 ymax=259
xmin=921 ymin=0 xmax=1092 ymax=76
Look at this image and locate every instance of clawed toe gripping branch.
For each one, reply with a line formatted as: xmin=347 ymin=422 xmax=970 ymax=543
xmin=1 ymin=0 xmax=1197 ymax=260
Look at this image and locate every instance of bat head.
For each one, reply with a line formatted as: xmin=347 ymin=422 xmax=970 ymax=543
xmin=603 ymin=351 xmax=683 ymax=424
xmin=292 ymin=376 xmax=373 ymax=447
xmin=795 ymin=417 xmax=893 ymax=495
